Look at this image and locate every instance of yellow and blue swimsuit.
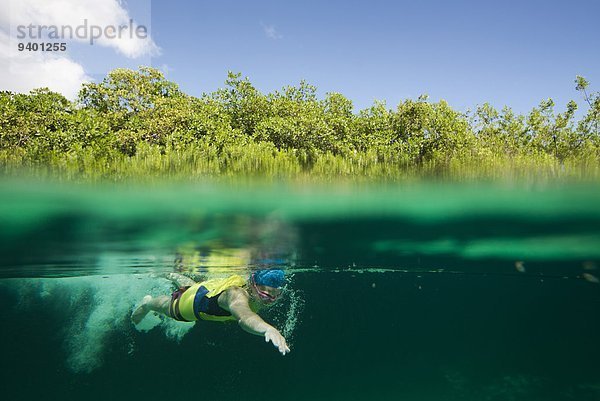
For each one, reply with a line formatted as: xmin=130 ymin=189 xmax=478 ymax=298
xmin=169 ymin=275 xmax=248 ymax=322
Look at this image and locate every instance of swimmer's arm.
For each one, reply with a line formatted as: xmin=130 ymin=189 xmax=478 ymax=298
xmin=219 ymin=287 xmax=272 ymax=335
xmin=219 ymin=287 xmax=290 ymax=355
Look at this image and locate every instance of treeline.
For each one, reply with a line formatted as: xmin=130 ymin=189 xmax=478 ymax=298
xmin=1 ymin=66 xmax=599 ymax=181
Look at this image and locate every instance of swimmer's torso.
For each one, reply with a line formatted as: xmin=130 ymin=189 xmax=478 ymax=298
xmin=177 ymin=274 xmax=251 ymax=322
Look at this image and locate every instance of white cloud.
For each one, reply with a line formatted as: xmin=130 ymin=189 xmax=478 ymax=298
xmin=261 ymin=22 xmax=282 ymax=40
xmin=0 ymin=0 xmax=160 ymax=99
xmin=158 ymin=63 xmax=173 ymax=75
xmin=0 ymin=31 xmax=90 ymax=99
xmin=4 ymin=0 xmax=160 ymax=58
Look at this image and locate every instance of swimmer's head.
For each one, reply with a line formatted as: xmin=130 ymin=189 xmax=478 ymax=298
xmin=250 ymin=269 xmax=285 ymax=304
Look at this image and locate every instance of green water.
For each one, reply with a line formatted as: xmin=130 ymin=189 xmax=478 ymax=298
xmin=1 ymin=179 xmax=599 ymax=401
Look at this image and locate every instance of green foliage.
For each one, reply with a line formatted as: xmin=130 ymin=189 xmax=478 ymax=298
xmin=1 ymin=67 xmax=599 ymax=181
xmin=212 ymin=72 xmax=268 ymax=136
xmin=0 ymin=88 xmax=73 ymax=153
xmin=391 ymin=99 xmax=473 ymax=163
xmin=575 ymin=75 xmax=600 ymax=139
xmin=78 ymin=66 xmax=181 ymax=113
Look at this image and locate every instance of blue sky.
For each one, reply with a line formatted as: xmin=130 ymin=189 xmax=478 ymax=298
xmin=3 ymin=0 xmax=600 ymax=117
xmin=140 ymin=0 xmax=600 ymax=116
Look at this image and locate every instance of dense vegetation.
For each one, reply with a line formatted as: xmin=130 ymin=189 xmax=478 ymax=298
xmin=1 ymin=67 xmax=599 ymax=181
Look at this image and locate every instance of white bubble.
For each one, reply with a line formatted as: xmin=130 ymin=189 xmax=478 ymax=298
xmin=7 ymin=274 xmax=194 ymax=373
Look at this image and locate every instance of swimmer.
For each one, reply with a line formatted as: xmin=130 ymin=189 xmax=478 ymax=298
xmin=131 ymin=269 xmax=290 ymax=355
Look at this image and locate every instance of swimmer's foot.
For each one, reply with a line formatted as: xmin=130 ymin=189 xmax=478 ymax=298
xmin=131 ymin=295 xmax=153 ymax=325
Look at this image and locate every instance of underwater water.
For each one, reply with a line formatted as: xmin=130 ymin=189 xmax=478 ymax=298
xmin=0 ymin=179 xmax=599 ymax=401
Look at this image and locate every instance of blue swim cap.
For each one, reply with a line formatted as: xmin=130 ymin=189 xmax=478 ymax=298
xmin=253 ymin=269 xmax=285 ymax=288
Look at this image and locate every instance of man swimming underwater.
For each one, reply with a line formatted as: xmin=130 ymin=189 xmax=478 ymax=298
xmin=131 ymin=269 xmax=290 ymax=355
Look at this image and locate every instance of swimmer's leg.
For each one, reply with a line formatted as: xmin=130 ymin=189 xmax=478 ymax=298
xmin=131 ymin=295 xmax=171 ymax=324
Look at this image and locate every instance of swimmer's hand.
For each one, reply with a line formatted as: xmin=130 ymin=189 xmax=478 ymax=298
xmin=265 ymin=327 xmax=290 ymax=356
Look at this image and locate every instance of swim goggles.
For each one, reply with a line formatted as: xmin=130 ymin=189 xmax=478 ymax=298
xmin=251 ymin=273 xmax=281 ymax=301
